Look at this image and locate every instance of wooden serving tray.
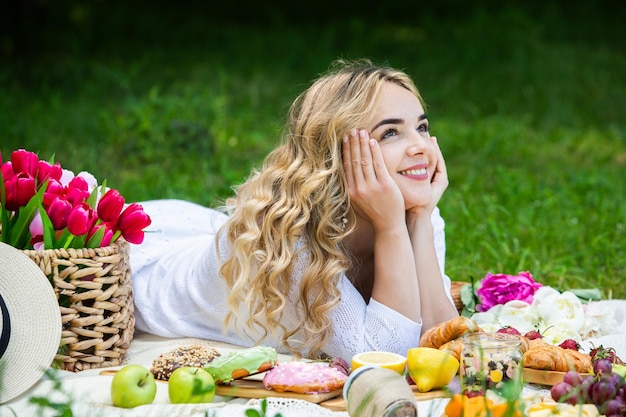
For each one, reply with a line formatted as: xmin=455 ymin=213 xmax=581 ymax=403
xmin=216 ymin=379 xmax=342 ymax=403
xmin=319 ymin=386 xmax=446 ymax=412
xmin=523 ymin=368 xmax=591 ymax=386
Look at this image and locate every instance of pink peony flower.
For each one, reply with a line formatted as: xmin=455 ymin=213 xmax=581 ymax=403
xmin=476 ymin=271 xmax=542 ymax=312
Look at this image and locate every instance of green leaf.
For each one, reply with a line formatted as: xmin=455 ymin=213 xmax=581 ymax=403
xmin=39 ymin=207 xmax=57 ymax=249
xmin=56 ymin=229 xmax=75 ymax=249
xmin=86 ymin=180 xmax=105 ymax=210
xmin=569 ymin=288 xmax=602 ymax=301
xmin=459 ymin=283 xmax=475 ymax=305
xmin=86 ymin=226 xmax=105 ymax=248
xmin=72 ymin=233 xmax=86 ymax=249
xmin=8 ymin=182 xmax=48 ymax=249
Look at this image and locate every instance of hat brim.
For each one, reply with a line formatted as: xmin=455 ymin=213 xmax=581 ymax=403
xmin=0 ymin=242 xmax=62 ymax=404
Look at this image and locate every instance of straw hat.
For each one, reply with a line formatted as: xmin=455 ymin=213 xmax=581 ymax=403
xmin=0 ymin=242 xmax=62 ymax=404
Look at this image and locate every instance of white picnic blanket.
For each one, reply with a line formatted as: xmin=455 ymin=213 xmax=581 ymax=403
xmin=2 ymin=300 xmax=626 ymax=417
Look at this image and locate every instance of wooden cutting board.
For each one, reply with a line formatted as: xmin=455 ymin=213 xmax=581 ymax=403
xmin=319 ymin=386 xmax=446 ymax=412
xmin=216 ymin=379 xmax=342 ymax=403
xmin=523 ymin=367 xmax=591 ymax=386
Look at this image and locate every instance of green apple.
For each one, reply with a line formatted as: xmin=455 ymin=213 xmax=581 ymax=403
xmin=168 ymin=366 xmax=216 ymax=404
xmin=110 ymin=364 xmax=157 ymax=408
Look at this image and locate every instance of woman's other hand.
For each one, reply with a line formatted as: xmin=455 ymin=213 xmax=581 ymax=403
xmin=343 ymin=128 xmax=405 ymax=231
xmin=407 ymin=136 xmax=449 ymax=218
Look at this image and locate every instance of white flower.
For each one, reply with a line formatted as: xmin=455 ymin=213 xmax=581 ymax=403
xmin=533 ymin=289 xmax=585 ymax=333
xmin=59 ymin=169 xmax=99 ymax=193
xmin=540 ymin=322 xmax=582 ymax=345
xmin=496 ymin=300 xmax=541 ymax=334
xmin=579 ymin=302 xmax=618 ymax=339
xmin=471 ymin=305 xmax=503 ymax=332
xmin=76 ymin=171 xmax=98 ymax=193
xmin=470 ymin=284 xmax=610 ymax=344
xmin=531 ymin=286 xmax=560 ymax=302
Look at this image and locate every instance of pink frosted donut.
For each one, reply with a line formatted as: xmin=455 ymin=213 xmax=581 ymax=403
xmin=263 ymin=361 xmax=348 ymax=394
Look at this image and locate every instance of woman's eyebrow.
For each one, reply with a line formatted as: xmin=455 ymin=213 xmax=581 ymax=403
xmin=372 ymin=118 xmax=403 ymax=131
xmin=372 ymin=114 xmax=428 ymax=131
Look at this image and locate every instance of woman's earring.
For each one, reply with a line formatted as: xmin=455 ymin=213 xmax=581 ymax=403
xmin=341 ymin=216 xmax=348 ymax=229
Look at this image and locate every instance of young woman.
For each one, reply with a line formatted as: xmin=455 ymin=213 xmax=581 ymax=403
xmin=131 ymin=59 xmax=459 ymax=361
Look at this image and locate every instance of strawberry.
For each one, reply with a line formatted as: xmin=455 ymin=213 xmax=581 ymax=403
xmin=558 ymin=339 xmax=580 ymax=351
xmin=589 ymin=344 xmax=624 ymax=365
xmin=497 ymin=326 xmax=520 ymax=335
xmin=524 ymin=330 xmax=543 ymax=340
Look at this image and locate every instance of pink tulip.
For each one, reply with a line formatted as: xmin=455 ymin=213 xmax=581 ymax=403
xmin=67 ymin=203 xmax=94 ymax=236
xmin=3 ymin=173 xmax=36 ymax=211
xmin=117 ymin=203 xmax=151 ymax=244
xmin=66 ymin=176 xmax=90 ymax=205
xmin=43 ymin=179 xmax=65 ymax=207
xmin=29 ymin=212 xmax=44 ymax=237
xmin=88 ymin=224 xmax=114 ymax=247
xmin=37 ymin=161 xmax=62 ymax=184
xmin=2 ymin=161 xmax=15 ymax=181
xmin=47 ymin=197 xmax=72 ymax=230
xmin=97 ymin=189 xmax=125 ymax=223
xmin=10 ymin=149 xmax=39 ymax=177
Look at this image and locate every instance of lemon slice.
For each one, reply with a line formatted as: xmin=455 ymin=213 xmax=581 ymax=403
xmin=351 ymin=351 xmax=407 ymax=375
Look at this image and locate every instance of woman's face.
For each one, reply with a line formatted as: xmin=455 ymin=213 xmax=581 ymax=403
xmin=366 ymin=82 xmax=437 ymax=210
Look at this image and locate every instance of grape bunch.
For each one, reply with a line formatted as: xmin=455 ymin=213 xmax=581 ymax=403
xmin=551 ymin=349 xmax=626 ymax=417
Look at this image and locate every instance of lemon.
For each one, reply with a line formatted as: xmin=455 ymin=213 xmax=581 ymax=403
xmin=407 ymin=347 xmax=459 ymax=392
xmin=351 ymin=351 xmax=407 ymax=375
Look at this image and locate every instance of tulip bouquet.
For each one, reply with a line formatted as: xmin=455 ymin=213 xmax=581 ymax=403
xmin=1 ymin=148 xmax=151 ymax=250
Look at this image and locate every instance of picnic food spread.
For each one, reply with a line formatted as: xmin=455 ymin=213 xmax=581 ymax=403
xmin=523 ymin=339 xmax=592 ymax=373
xmin=262 ymin=361 xmax=348 ymax=394
xmin=204 ymin=345 xmax=279 ymax=384
xmin=420 ymin=318 xmax=595 ymax=375
xmin=150 ymin=345 xmax=222 ymax=380
xmin=97 ymin=315 xmax=624 ymax=416
xmin=419 ymin=316 xmax=483 ymax=349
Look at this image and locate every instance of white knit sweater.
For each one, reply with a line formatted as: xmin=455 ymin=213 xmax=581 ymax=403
xmin=130 ymin=199 xmax=452 ymax=360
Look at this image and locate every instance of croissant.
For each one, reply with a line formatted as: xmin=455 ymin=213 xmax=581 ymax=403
xmin=419 ymin=316 xmax=482 ymax=349
xmin=524 ymin=345 xmax=592 ymax=373
xmin=439 ymin=338 xmax=464 ymax=361
xmin=518 ymin=336 xmax=531 ymax=354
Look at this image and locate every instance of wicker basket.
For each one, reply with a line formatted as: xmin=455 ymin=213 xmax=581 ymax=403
xmin=22 ymin=239 xmax=135 ymax=372
xmin=450 ymin=281 xmax=469 ymax=314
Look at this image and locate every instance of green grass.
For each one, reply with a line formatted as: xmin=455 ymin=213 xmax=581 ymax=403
xmin=1 ymin=1 xmax=625 ymax=296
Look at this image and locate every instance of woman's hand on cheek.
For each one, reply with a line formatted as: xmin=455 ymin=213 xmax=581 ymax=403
xmin=342 ymin=128 xmax=405 ymax=231
xmin=408 ymin=136 xmax=449 ymax=217
xmin=429 ymin=136 xmax=449 ymax=204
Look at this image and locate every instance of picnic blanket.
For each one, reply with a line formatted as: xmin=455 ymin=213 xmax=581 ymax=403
xmin=2 ymin=299 xmax=625 ymax=417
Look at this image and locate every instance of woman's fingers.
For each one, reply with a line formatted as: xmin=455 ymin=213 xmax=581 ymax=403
xmin=368 ymin=135 xmax=388 ymax=182
xmin=431 ymin=136 xmax=449 ymax=189
xmin=344 ymin=128 xmax=377 ymax=187
xmin=357 ymin=129 xmax=377 ymax=182
xmin=342 ymin=132 xmax=355 ymax=187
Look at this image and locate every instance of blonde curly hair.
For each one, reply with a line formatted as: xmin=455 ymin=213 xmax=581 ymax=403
xmin=218 ymin=59 xmax=425 ymax=357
